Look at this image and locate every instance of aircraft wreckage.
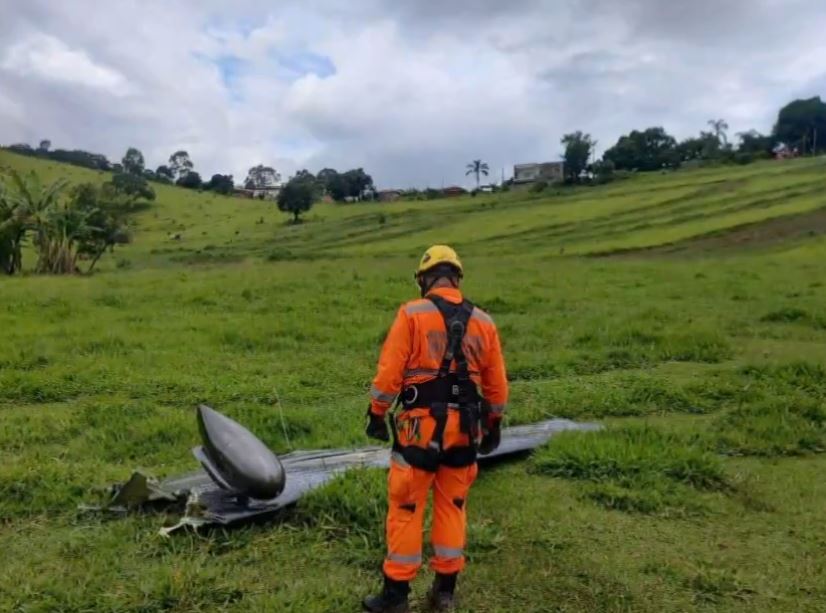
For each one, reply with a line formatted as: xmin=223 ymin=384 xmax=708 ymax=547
xmin=90 ymin=405 xmax=600 ymax=534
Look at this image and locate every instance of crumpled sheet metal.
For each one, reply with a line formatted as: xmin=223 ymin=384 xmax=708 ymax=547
xmin=104 ymin=419 xmax=600 ymax=534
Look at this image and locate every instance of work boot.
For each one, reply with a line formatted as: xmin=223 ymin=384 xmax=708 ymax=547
xmin=362 ymin=575 xmax=411 ymax=613
xmin=427 ymin=572 xmax=458 ymax=611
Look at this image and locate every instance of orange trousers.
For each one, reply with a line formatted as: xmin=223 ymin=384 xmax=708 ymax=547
xmin=383 ymin=455 xmax=478 ymax=582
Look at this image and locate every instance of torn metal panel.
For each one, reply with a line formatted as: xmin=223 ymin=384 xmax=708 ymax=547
xmin=91 ymin=413 xmax=600 ymax=534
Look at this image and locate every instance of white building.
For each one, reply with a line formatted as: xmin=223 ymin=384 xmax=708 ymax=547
xmin=513 ymin=162 xmax=565 ymax=184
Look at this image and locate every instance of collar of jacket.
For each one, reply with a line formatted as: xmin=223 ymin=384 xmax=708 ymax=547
xmin=428 ymin=286 xmax=463 ymax=303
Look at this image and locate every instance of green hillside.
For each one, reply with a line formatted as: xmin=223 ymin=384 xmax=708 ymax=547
xmin=2 ymin=150 xmax=826 ymax=611
xmin=3 ymin=150 xmax=825 ymax=269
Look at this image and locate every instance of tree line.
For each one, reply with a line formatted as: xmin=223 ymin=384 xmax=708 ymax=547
xmin=276 ymin=167 xmax=374 ymax=222
xmin=557 ymin=95 xmax=826 ymax=185
xmin=3 ymin=141 xmax=376 ymax=223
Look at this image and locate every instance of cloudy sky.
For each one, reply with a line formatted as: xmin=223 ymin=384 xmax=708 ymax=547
xmin=1 ymin=0 xmax=825 ymax=188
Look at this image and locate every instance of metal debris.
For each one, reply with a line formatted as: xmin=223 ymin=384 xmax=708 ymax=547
xmin=89 ymin=411 xmax=600 ymax=534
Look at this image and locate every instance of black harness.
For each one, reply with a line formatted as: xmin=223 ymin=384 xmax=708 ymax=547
xmin=390 ymin=294 xmax=481 ymax=471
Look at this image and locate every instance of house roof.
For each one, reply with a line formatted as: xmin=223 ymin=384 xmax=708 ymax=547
xmin=515 ymin=161 xmax=563 ymax=169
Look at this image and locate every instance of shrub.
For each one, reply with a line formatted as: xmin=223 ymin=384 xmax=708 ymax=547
xmin=532 ymin=425 xmax=727 ymax=490
xmin=660 ymin=331 xmax=733 ymax=363
xmin=266 ymin=248 xmax=297 ymax=261
xmin=530 ymin=180 xmax=548 ymax=193
xmin=584 ymin=479 xmax=706 ymax=516
xmin=531 ymin=425 xmax=728 ymax=514
xmin=740 ymin=361 xmax=826 ymax=397
xmin=711 ymin=398 xmax=826 ymax=457
xmin=761 ymin=307 xmax=826 ymax=329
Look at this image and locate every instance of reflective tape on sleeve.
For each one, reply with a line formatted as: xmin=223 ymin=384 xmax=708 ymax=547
xmin=370 ymin=385 xmax=396 ymax=403
xmin=489 ymin=403 xmax=506 ymax=414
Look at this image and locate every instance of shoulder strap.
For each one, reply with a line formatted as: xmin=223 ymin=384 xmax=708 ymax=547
xmin=426 ymin=295 xmax=474 ymax=379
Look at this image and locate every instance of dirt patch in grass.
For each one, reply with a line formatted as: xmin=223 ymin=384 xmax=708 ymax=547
xmin=599 ymin=206 xmax=826 ymax=258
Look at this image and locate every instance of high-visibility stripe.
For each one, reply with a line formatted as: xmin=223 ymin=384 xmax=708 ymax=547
xmin=390 ymin=451 xmax=410 ymax=468
xmin=403 ymin=368 xmax=481 ymax=379
xmin=471 ymin=308 xmax=493 ymax=324
xmin=404 ymin=368 xmax=439 ymax=378
xmin=370 ymin=385 xmax=396 ymax=403
xmin=432 ymin=544 xmax=464 ymax=559
xmin=404 ymin=301 xmax=438 ymax=315
xmin=489 ymin=403 xmax=506 ymax=414
xmin=386 ymin=552 xmax=422 ymax=564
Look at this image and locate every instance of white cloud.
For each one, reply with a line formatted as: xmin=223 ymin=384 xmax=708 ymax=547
xmin=2 ymin=33 xmax=132 ymax=95
xmin=0 ymin=0 xmax=824 ymax=188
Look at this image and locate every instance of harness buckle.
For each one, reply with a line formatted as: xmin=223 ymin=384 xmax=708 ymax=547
xmin=451 ymin=384 xmax=459 ymax=397
xmin=403 ymin=385 xmax=419 ymax=406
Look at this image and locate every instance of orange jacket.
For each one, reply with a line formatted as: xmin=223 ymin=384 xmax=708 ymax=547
xmin=370 ymin=286 xmax=508 ymax=419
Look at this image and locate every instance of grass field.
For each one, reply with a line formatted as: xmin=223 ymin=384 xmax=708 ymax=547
xmin=1 ymin=150 xmax=826 ymax=612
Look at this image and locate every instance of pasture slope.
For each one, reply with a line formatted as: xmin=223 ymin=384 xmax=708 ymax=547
xmin=1 ymin=149 xmax=826 ymax=612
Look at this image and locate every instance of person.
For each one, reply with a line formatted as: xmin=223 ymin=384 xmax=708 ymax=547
xmin=363 ymin=245 xmax=509 ymax=612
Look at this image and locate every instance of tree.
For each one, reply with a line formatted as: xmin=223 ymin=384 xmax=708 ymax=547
xmin=678 ymin=136 xmax=707 ymax=161
xmin=74 ymin=181 xmax=148 ymax=273
xmin=707 ymin=119 xmax=730 ymax=147
xmin=736 ymin=130 xmax=773 ymax=156
xmin=277 ymin=172 xmax=320 ymax=222
xmin=327 ymin=173 xmax=348 ymax=202
xmin=176 ymin=171 xmax=203 ymax=190
xmin=204 ymin=174 xmax=234 ymax=195
xmin=8 ymin=143 xmax=34 ymax=156
xmin=604 ymin=127 xmax=679 ymax=171
xmin=122 ymin=147 xmax=145 ymax=176
xmin=47 ymin=149 xmax=111 ymax=170
xmin=38 ymin=139 xmax=51 ymax=153
xmin=316 ymin=168 xmax=363 ymax=202
xmin=317 ymin=168 xmax=339 ymax=194
xmin=678 ymin=131 xmax=723 ymax=162
xmin=0 ymin=182 xmax=16 ymax=274
xmin=168 ymin=150 xmax=194 ymax=181
xmin=1 ymin=170 xmax=78 ymax=274
xmin=773 ymin=96 xmax=826 ymax=154
xmin=110 ymin=172 xmax=155 ymax=201
xmin=155 ymin=165 xmax=174 ymax=183
xmin=294 ymin=169 xmax=316 ymax=182
xmin=589 ymin=159 xmax=615 ymax=184
xmin=561 ymin=132 xmax=596 ymax=183
xmin=244 ymin=164 xmax=280 ymax=189
xmin=465 ymin=160 xmax=490 ymax=189
xmin=0 ymin=170 xmax=68 ymax=274
xmin=0 ymin=169 xmax=151 ymax=275
xmin=341 ymin=168 xmax=374 ymax=200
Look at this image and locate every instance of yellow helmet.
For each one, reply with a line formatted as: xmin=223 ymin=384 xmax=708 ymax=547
xmin=415 ymin=245 xmax=463 ymax=277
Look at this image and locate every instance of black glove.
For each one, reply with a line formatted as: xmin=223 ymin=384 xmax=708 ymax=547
xmin=365 ymin=407 xmax=390 ymax=442
xmin=478 ymin=420 xmax=501 ymax=455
